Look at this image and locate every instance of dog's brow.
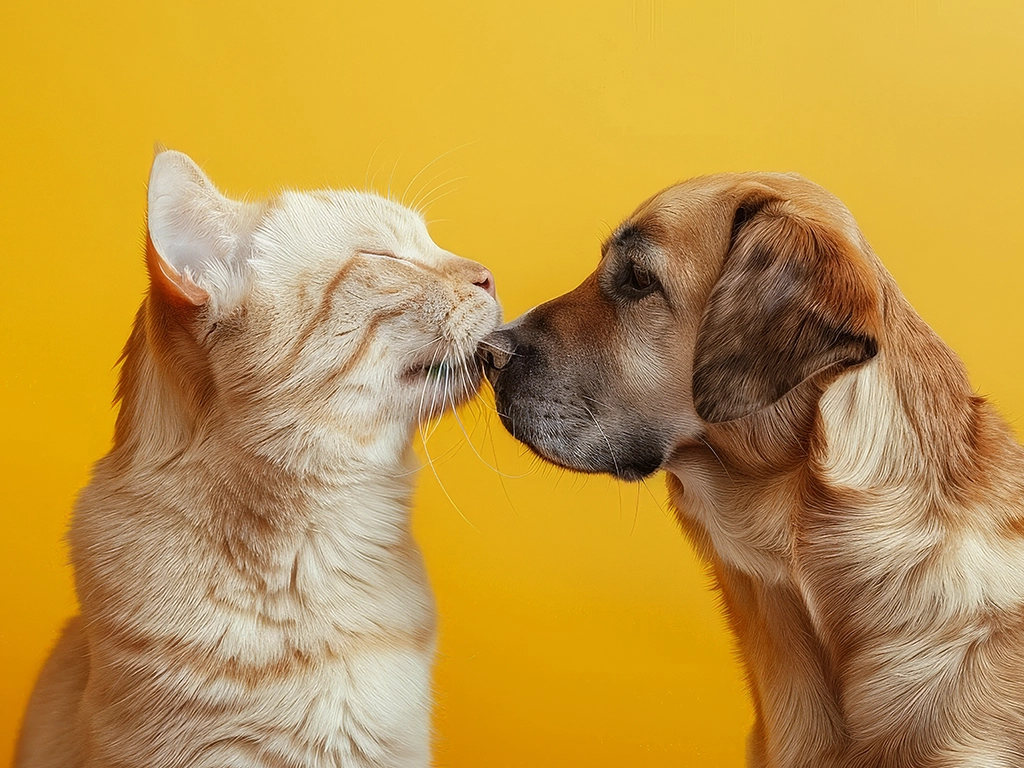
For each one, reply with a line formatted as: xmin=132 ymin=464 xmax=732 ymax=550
xmin=603 ymin=221 xmax=645 ymax=261
xmin=612 ymin=222 xmax=650 ymax=254
xmin=613 ymin=222 xmax=639 ymax=240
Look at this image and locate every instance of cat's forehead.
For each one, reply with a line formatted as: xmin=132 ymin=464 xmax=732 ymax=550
xmin=257 ymin=189 xmax=433 ymax=257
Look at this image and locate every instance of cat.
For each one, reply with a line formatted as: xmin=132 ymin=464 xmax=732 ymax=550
xmin=16 ymin=149 xmax=501 ymax=768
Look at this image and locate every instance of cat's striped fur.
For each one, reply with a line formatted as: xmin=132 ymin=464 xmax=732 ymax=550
xmin=17 ymin=150 xmax=500 ymax=768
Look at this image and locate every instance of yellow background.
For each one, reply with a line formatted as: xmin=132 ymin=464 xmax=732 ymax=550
xmin=2 ymin=2 xmax=1023 ymax=765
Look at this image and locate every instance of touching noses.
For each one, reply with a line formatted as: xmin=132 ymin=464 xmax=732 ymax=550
xmin=476 ymin=324 xmax=517 ymax=380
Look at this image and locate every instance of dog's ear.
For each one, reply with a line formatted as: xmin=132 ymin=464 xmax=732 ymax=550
xmin=691 ymin=189 xmax=881 ymax=424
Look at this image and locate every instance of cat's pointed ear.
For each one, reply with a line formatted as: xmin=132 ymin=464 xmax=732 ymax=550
xmin=146 ymin=150 xmax=247 ymax=308
xmin=145 ymin=234 xmax=210 ymax=307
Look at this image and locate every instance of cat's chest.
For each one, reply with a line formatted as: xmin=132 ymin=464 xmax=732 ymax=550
xmin=101 ymin=638 xmax=434 ymax=768
xmin=217 ymin=530 xmax=432 ymax=622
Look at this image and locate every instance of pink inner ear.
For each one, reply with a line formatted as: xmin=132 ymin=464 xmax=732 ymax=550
xmin=146 ymin=236 xmax=210 ymax=307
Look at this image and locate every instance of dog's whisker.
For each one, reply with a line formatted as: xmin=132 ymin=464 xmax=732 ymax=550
xmin=697 ymin=434 xmax=734 ymax=485
xmin=582 ymin=401 xmax=622 ymax=479
xmin=639 ymin=477 xmax=671 ymax=517
xmin=629 ymin=481 xmax=642 ymax=537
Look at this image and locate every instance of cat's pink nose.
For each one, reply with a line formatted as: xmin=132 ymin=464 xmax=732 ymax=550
xmin=474 ymin=269 xmax=496 ymax=298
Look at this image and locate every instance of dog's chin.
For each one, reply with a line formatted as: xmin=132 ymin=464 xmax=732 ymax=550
xmin=499 ymin=413 xmax=665 ymax=482
xmin=535 ymin=443 xmax=663 ymax=482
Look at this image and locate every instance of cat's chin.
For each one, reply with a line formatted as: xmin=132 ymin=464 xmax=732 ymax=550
xmin=402 ymin=355 xmax=476 ymax=383
xmin=403 ymin=354 xmax=485 ymax=417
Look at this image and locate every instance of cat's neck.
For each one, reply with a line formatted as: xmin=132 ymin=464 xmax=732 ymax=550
xmin=106 ymin=305 xmax=421 ymax=560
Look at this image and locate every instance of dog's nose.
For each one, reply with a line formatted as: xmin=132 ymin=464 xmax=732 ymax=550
xmin=477 ymin=328 xmax=516 ymax=374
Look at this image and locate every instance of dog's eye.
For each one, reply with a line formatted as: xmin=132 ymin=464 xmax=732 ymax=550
xmin=626 ymin=263 xmax=658 ymax=295
xmin=630 ymin=264 xmax=652 ymax=289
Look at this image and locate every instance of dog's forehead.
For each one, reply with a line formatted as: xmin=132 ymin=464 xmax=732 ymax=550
xmin=621 ymin=175 xmax=748 ymax=246
xmin=633 ymin=173 xmax=770 ymax=219
xmin=607 ymin=178 xmax=735 ymax=265
xmin=620 ymin=173 xmax=862 ymax=254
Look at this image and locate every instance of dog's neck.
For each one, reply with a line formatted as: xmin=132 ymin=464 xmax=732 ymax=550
xmin=665 ymin=283 xmax=1024 ymax=764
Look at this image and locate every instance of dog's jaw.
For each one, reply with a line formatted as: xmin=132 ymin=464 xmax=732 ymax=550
xmin=482 ymin=322 xmax=675 ymax=481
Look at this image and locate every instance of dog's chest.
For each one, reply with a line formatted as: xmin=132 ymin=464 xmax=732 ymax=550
xmin=669 ymin=465 xmax=794 ymax=584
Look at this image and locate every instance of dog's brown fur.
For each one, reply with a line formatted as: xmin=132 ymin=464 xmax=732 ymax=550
xmin=484 ymin=173 xmax=1024 ymax=767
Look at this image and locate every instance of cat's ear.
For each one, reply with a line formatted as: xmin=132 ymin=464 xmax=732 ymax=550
xmin=146 ymin=150 xmax=251 ymax=308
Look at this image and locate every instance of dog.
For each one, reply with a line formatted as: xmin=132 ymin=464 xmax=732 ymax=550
xmin=480 ymin=173 xmax=1024 ymax=767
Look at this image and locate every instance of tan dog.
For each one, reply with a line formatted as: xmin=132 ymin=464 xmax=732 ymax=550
xmin=482 ymin=173 xmax=1024 ymax=767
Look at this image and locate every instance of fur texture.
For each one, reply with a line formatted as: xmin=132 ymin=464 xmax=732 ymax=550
xmin=483 ymin=173 xmax=1024 ymax=767
xmin=17 ymin=150 xmax=501 ymax=768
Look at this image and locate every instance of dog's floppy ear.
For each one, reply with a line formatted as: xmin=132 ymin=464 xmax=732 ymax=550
xmin=691 ymin=188 xmax=881 ymax=423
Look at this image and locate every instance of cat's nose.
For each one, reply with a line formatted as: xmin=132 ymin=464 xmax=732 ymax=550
xmin=449 ymin=256 xmax=497 ymax=298
xmin=473 ymin=268 xmax=496 ymax=298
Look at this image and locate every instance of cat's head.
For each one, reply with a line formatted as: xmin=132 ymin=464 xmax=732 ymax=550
xmin=121 ymin=149 xmax=501 ymax=468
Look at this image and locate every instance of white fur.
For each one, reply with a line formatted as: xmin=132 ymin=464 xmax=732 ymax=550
xmin=819 ymin=356 xmax=922 ymax=490
xmin=818 ymin=355 xmax=1024 ymax=621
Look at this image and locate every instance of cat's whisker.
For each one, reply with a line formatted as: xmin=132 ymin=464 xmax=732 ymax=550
xmin=415 ymin=352 xmax=437 ymax=428
xmin=420 ymin=438 xmax=481 ymax=534
xmin=401 ymin=140 xmax=477 ymax=209
xmin=413 ymin=177 xmax=468 ymax=217
xmin=433 ymin=355 xmax=532 ymax=480
xmin=364 ymin=135 xmax=393 ymax=192
xmin=422 ymin=353 xmax=450 ymax=442
xmin=424 ymin=382 xmax=445 ymax=441
xmin=416 ymin=364 xmax=481 ymax=534
xmin=449 ymin=388 xmax=531 ymax=479
xmin=417 ymin=181 xmax=466 ymax=215
xmin=482 ymin=407 xmax=525 ymax=514
xmin=416 ymin=346 xmax=442 ymax=426
xmin=473 ymin=378 xmax=504 ymax=416
xmin=410 ymin=167 xmax=457 ymax=213
xmin=410 ymin=336 xmax=445 ymax=355
xmin=385 ymin=151 xmax=405 ymax=202
xmin=402 ymin=162 xmax=441 ymax=209
xmin=476 ymin=338 xmax=520 ymax=355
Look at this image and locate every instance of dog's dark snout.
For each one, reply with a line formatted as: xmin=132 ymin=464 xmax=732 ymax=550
xmin=477 ymin=328 xmax=516 ymax=374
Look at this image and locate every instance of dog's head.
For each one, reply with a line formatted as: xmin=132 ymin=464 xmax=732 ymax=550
xmin=482 ymin=173 xmax=884 ymax=480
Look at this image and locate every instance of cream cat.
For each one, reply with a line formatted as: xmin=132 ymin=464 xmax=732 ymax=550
xmin=16 ymin=150 xmax=501 ymax=768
